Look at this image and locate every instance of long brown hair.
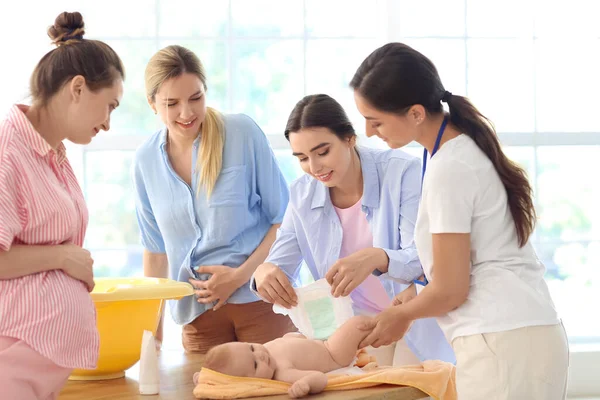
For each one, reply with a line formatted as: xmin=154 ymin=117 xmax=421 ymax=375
xmin=351 ymin=42 xmax=535 ymax=247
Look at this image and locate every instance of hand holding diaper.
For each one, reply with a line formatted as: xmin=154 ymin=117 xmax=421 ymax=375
xmin=272 ymin=279 xmax=354 ymax=340
xmin=254 ymin=262 xmax=298 ymax=309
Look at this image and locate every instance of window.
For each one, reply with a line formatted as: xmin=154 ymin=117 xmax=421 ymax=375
xmin=0 ymin=0 xmax=383 ymax=279
xmin=384 ymin=1 xmax=600 ymax=350
xmin=1 ymin=2 xmax=598 ymax=393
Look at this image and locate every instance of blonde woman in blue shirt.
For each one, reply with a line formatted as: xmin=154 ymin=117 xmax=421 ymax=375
xmin=252 ymin=94 xmax=455 ymax=366
xmin=133 ymin=45 xmax=295 ymax=353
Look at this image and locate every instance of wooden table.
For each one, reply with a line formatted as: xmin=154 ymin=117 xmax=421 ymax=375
xmin=59 ymin=350 xmax=429 ymax=400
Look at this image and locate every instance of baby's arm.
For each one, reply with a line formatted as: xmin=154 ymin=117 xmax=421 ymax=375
xmin=275 ymin=368 xmax=327 ymax=399
xmin=282 ymin=332 xmax=306 ymax=339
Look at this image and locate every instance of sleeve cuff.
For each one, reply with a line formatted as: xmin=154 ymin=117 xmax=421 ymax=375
xmin=248 ymin=274 xmax=272 ymax=303
xmin=380 ymin=247 xmax=423 ymax=284
xmin=249 ymin=274 xmax=258 ymax=293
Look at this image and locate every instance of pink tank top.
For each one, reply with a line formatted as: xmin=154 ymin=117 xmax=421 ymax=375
xmin=333 ymin=199 xmax=392 ymax=314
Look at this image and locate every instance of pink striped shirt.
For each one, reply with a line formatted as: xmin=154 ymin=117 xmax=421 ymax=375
xmin=0 ymin=105 xmax=98 ymax=369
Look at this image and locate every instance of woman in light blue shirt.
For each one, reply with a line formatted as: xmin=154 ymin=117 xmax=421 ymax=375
xmin=252 ymin=94 xmax=455 ymax=365
xmin=132 ymin=45 xmax=295 ymax=353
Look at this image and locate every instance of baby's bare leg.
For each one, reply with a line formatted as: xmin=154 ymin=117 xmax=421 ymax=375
xmin=324 ymin=315 xmax=372 ymax=368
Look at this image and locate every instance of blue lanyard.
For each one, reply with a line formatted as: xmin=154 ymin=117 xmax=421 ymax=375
xmin=414 ymin=117 xmax=448 ymax=288
xmin=421 ymin=116 xmax=448 ymax=182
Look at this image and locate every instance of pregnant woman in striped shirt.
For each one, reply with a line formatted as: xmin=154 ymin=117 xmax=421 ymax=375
xmin=0 ymin=12 xmax=124 ymax=400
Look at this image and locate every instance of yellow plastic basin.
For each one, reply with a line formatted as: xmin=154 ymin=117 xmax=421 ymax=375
xmin=69 ymin=277 xmax=193 ymax=381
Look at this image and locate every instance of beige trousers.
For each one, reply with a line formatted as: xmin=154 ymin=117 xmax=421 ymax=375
xmin=452 ymin=323 xmax=569 ymax=400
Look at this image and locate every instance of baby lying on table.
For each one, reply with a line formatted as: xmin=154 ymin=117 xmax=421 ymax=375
xmin=194 ymin=315 xmax=373 ymax=399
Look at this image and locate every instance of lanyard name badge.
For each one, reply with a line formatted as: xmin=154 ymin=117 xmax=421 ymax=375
xmin=414 ymin=116 xmax=448 ymax=288
xmin=421 ymin=116 xmax=449 ymax=182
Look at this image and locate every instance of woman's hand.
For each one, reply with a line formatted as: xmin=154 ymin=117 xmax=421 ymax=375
xmin=325 ymin=248 xmax=388 ymax=297
xmin=253 ymin=263 xmax=298 ymax=309
xmin=60 ymin=243 xmax=95 ymax=292
xmin=358 ymin=306 xmax=413 ymax=349
xmin=191 ymin=265 xmax=245 ymax=311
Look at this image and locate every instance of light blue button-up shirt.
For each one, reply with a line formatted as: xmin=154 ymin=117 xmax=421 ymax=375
xmin=252 ymin=145 xmax=455 ymax=363
xmin=133 ymin=113 xmax=289 ymax=325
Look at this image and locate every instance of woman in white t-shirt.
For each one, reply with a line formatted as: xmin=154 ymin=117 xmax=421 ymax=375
xmin=351 ymin=42 xmax=569 ymax=400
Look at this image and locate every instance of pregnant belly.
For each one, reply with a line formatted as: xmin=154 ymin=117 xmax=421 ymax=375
xmin=0 ymin=269 xmax=96 ymax=333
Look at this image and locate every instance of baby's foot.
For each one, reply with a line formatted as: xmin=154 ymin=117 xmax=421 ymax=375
xmin=392 ymin=283 xmax=416 ymax=305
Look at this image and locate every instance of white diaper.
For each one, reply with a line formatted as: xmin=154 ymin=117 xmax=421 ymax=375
xmin=272 ymin=279 xmax=354 ymax=340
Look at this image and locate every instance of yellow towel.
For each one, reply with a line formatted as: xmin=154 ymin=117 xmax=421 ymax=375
xmin=193 ymin=359 xmax=456 ymax=399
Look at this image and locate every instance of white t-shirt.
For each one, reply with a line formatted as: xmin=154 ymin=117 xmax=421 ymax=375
xmin=415 ymin=134 xmax=559 ymax=342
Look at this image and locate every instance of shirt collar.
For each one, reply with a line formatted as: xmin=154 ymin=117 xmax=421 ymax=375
xmin=159 ymin=127 xmax=168 ymax=152
xmin=358 ymin=146 xmax=380 ymax=209
xmin=310 ymin=146 xmax=381 ymax=210
xmin=8 ymin=105 xmax=67 ymax=163
xmin=159 ymin=127 xmax=201 ymax=154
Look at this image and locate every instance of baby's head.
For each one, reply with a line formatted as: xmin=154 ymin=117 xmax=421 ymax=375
xmin=201 ymin=342 xmax=276 ymax=380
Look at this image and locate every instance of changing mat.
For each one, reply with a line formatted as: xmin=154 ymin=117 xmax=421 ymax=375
xmin=193 ymin=358 xmax=456 ymax=399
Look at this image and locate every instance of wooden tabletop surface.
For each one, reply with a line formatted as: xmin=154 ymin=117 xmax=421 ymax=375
xmin=59 ymin=350 xmax=429 ymax=400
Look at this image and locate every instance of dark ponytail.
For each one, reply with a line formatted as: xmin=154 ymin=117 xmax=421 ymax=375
xmin=351 ymin=42 xmax=535 ymax=247
xmin=445 ymin=94 xmax=535 ymax=247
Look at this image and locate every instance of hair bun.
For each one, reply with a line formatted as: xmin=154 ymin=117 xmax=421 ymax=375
xmin=48 ymin=11 xmax=85 ymax=47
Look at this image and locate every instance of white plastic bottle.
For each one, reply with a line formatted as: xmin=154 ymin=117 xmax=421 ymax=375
xmin=139 ymin=330 xmax=160 ymax=395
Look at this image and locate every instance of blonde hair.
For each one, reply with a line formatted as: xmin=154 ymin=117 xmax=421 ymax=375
xmin=145 ymin=45 xmax=224 ymax=197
